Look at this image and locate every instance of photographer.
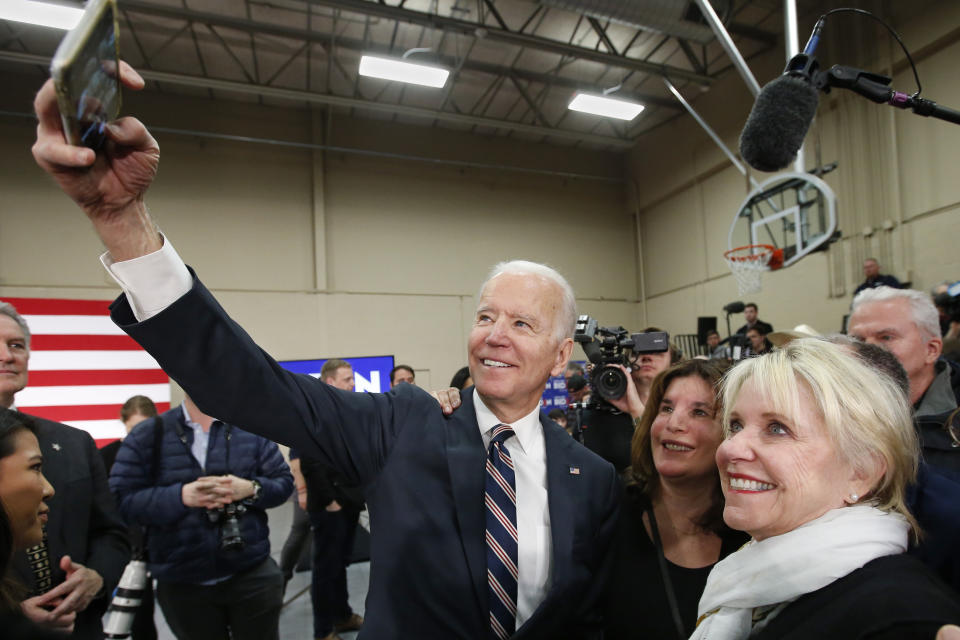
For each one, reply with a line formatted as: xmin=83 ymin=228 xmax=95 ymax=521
xmin=574 ymin=322 xmax=677 ymax=473
xmin=108 ymin=396 xmax=292 ymax=640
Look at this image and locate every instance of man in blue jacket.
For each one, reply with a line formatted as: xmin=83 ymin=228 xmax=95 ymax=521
xmin=109 ymin=396 xmax=293 ymax=640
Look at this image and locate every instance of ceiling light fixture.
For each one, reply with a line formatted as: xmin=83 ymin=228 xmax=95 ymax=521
xmin=0 ymin=0 xmax=84 ymax=30
xmin=568 ymin=93 xmax=645 ymax=121
xmin=358 ymin=54 xmax=449 ymax=89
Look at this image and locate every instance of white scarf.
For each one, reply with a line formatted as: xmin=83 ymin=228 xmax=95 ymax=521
xmin=690 ymin=505 xmax=908 ymax=640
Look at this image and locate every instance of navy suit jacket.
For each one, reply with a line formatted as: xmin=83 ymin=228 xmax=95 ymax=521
xmin=110 ymin=274 xmax=620 ymax=639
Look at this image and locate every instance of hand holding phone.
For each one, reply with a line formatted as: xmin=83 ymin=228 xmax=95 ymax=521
xmin=50 ymin=0 xmax=121 ymax=149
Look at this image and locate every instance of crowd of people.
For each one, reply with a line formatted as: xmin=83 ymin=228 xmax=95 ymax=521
xmin=1 ymin=59 xmax=960 ymax=640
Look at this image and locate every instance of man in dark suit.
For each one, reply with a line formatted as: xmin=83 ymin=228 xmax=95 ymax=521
xmin=0 ymin=303 xmax=130 ymax=639
xmin=734 ymin=302 xmax=773 ymax=337
xmin=302 ymin=359 xmax=366 ymax=640
xmin=31 ymin=65 xmax=620 ymax=640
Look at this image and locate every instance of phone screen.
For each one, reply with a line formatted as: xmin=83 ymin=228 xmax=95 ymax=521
xmin=55 ymin=5 xmax=120 ymax=148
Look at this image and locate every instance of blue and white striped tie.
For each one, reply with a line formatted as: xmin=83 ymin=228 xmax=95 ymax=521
xmin=485 ymin=424 xmax=518 ymax=640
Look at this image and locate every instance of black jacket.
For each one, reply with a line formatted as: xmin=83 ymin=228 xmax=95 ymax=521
xmin=734 ymin=320 xmax=773 ymax=336
xmin=752 ymin=553 xmax=960 ymax=639
xmin=300 ymin=452 xmax=364 ymax=512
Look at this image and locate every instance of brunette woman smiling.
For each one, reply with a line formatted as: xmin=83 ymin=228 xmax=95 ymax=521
xmin=601 ymin=360 xmax=748 ymax=640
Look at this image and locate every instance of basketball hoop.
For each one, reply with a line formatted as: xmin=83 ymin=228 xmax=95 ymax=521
xmin=724 ymin=244 xmax=784 ymax=294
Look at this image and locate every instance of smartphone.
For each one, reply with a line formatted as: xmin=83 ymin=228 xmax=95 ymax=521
xmin=50 ymin=0 xmax=121 ymax=149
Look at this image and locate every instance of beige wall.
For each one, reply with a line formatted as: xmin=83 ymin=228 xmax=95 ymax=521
xmin=0 ymin=68 xmax=634 ymax=394
xmin=628 ymin=1 xmax=960 ymax=337
xmin=3 ymin=0 xmax=959 ymax=394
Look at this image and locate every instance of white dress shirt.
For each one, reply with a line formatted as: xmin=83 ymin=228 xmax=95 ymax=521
xmin=101 ymin=237 xmax=555 ymax=626
xmin=180 ymin=402 xmax=211 ymax=471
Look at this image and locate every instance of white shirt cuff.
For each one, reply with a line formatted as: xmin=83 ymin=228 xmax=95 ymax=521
xmin=100 ymin=234 xmax=192 ymax=322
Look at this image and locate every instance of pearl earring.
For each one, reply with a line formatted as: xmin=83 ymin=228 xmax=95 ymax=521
xmin=849 ymin=493 xmax=859 ymax=503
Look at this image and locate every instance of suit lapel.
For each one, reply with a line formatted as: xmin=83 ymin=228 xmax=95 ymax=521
xmin=543 ymin=416 xmax=576 ymax=589
xmin=445 ymin=390 xmax=488 ymax=617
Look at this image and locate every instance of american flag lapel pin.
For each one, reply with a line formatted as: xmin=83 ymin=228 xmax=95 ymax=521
xmin=569 ymin=466 xmax=580 ymax=475
xmin=51 ymin=443 xmax=61 ymax=452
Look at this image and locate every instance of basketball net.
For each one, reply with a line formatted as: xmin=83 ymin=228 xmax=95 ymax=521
xmin=724 ymin=245 xmax=777 ymax=295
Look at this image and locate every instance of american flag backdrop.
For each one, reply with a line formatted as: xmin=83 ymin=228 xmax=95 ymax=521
xmin=4 ymin=297 xmax=170 ymax=447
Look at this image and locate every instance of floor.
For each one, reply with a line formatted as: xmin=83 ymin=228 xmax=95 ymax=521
xmin=150 ymin=498 xmax=370 ymax=640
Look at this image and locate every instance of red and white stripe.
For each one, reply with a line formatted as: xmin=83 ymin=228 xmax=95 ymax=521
xmin=486 ymin=458 xmax=516 ymax=503
xmin=487 ymin=569 xmax=518 ymax=616
xmin=485 ymin=530 xmax=519 ymax=581
xmin=4 ymin=297 xmax=170 ymax=447
xmin=485 ymin=492 xmax=519 ymax=542
xmin=489 ymin=613 xmax=510 ymax=640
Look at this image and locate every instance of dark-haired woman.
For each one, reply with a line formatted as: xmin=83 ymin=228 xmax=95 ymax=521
xmin=449 ymin=366 xmax=473 ymax=391
xmin=601 ymin=360 xmax=747 ymax=640
xmin=0 ymin=408 xmax=64 ymax=639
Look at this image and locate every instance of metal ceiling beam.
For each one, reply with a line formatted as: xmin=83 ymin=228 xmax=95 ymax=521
xmin=306 ymin=0 xmax=714 ymax=84
xmin=727 ymin=21 xmax=778 ymax=46
xmin=508 ymin=75 xmax=552 ymax=128
xmin=116 ymin=0 xmax=678 ymax=110
xmin=676 ymin=38 xmax=705 ymax=75
xmin=0 ymin=50 xmax=634 ymax=149
xmin=586 ymin=17 xmax=617 ymax=56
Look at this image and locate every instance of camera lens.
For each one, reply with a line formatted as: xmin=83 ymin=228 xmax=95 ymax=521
xmin=592 ymin=365 xmax=627 ymax=401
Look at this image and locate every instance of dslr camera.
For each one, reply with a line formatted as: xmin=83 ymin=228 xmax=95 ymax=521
xmin=206 ymin=502 xmax=247 ymax=552
xmin=574 ymin=315 xmax=669 ymax=410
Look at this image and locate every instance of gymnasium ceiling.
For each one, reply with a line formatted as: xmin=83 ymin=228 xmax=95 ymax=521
xmin=0 ymin=1 xmax=837 ymax=151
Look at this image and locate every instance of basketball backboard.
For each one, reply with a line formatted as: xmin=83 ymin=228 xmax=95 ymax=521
xmin=728 ymin=172 xmax=837 ymax=269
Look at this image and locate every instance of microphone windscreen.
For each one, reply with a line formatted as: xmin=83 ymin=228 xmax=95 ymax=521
xmin=739 ymin=74 xmax=819 ymax=172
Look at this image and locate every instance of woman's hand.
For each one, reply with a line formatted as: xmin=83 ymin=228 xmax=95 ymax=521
xmin=430 ymin=388 xmax=462 ymax=415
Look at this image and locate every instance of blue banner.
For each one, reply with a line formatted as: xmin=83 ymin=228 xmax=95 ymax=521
xmin=540 ymin=360 xmax=587 ymax=410
xmin=279 ymin=355 xmax=396 ymax=393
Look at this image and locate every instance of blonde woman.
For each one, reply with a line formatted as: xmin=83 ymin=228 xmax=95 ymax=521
xmin=693 ymin=339 xmax=960 ymax=639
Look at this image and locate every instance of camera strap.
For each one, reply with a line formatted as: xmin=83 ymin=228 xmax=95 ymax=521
xmin=646 ymin=505 xmax=687 ymax=640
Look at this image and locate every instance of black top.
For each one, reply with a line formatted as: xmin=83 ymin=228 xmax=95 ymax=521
xmin=579 ymin=409 xmax=634 ymax=473
xmin=734 ymin=319 xmax=774 ymax=336
xmin=753 ymin=553 xmax=960 ymax=639
xmin=853 ymin=273 xmax=903 ymax=297
xmin=601 ymin=489 xmax=748 ymax=640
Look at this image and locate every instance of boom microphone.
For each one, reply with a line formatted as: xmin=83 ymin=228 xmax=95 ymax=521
xmin=739 ymin=53 xmax=820 ymax=172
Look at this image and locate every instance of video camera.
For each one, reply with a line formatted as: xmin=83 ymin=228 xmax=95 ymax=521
xmin=573 ymin=315 xmax=669 ymax=411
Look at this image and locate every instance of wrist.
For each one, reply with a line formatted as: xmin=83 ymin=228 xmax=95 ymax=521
xmin=245 ymin=479 xmax=262 ymax=504
xmin=101 ymin=204 xmax=162 ymax=261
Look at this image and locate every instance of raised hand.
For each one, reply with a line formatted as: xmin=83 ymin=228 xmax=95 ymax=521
xmin=32 ymin=61 xmax=162 ymax=261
